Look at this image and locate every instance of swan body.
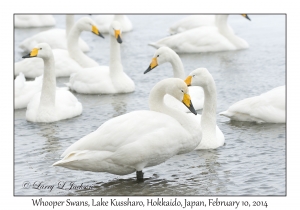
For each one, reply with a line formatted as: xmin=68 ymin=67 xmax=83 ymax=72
xmin=15 ymin=17 xmax=103 ymax=78
xmin=67 ymin=21 xmax=135 ymax=94
xmin=150 ymin=15 xmax=250 ymax=53
xmin=14 ymin=73 xmax=42 ymax=109
xmin=23 ymin=43 xmax=82 ymax=123
xmin=145 ymin=47 xmax=204 ymax=112
xmin=169 ymin=15 xmax=215 ymax=35
xmin=93 ymin=15 xmax=133 ymax=33
xmin=19 ymin=15 xmax=90 ymax=52
xmin=220 ymin=86 xmax=285 ymax=123
xmin=185 ymin=68 xmax=225 ymax=149
xmin=53 ymin=78 xmax=200 ymax=178
xmin=15 ymin=15 xmax=56 ymax=28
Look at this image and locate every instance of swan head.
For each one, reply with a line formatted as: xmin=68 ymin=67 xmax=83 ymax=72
xmin=22 ymin=43 xmax=53 ymax=59
xmin=241 ymin=14 xmax=251 ymax=21
xmin=77 ymin=17 xmax=104 ymax=38
xmin=109 ymin=21 xmax=122 ymax=44
xmin=164 ymin=78 xmax=197 ymax=115
xmin=144 ymin=47 xmax=176 ymax=74
xmin=185 ymin=68 xmax=213 ymax=88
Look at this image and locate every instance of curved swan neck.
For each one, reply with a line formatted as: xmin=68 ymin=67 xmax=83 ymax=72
xmin=201 ymin=79 xmax=217 ymax=141
xmin=149 ymin=81 xmax=194 ymax=133
xmin=39 ymin=54 xmax=56 ymax=111
xmin=169 ymin=53 xmax=185 ymax=79
xmin=67 ymin=23 xmax=97 ymax=68
xmin=109 ymin=36 xmax=122 ymax=76
xmin=67 ymin=24 xmax=82 ymax=59
xmin=65 ymin=15 xmax=74 ymax=36
xmin=215 ymin=15 xmax=247 ymax=48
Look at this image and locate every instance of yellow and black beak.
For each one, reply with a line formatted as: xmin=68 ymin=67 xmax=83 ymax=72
xmin=184 ymin=75 xmax=192 ymax=87
xmin=115 ymin=30 xmax=122 ymax=44
xmin=182 ymin=93 xmax=197 ymax=115
xmin=241 ymin=14 xmax=251 ymax=21
xmin=144 ymin=57 xmax=158 ymax=74
xmin=22 ymin=48 xmax=38 ymax=58
xmin=92 ymin=25 xmax=104 ymax=38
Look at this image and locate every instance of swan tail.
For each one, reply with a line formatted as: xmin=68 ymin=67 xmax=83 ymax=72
xmin=219 ymin=110 xmax=231 ymax=118
xmin=64 ymin=83 xmax=71 ymax=88
xmin=148 ymin=42 xmax=162 ymax=49
xmin=53 ymin=150 xmax=113 ymax=172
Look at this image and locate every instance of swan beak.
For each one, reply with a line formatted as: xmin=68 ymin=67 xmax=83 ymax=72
xmin=22 ymin=48 xmax=38 ymax=58
xmin=144 ymin=57 xmax=158 ymax=74
xmin=241 ymin=14 xmax=251 ymax=21
xmin=115 ymin=30 xmax=122 ymax=44
xmin=92 ymin=25 xmax=104 ymax=38
xmin=184 ymin=76 xmax=192 ymax=86
xmin=182 ymin=93 xmax=197 ymax=115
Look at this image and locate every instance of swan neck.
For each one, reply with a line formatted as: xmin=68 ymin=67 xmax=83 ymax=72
xmin=109 ymin=36 xmax=122 ymax=76
xmin=39 ymin=56 xmax=56 ymax=110
xmin=201 ymin=81 xmax=217 ymax=141
xmin=65 ymin=15 xmax=74 ymax=36
xmin=215 ymin=15 xmax=229 ymax=27
xmin=67 ymin=24 xmax=81 ymax=56
xmin=215 ymin=15 xmax=247 ymax=48
xmin=149 ymin=82 xmax=194 ymax=133
xmin=170 ymin=53 xmax=185 ymax=79
xmin=67 ymin=24 xmax=96 ymax=67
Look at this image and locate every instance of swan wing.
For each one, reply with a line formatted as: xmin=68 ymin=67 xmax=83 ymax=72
xmin=15 ymin=15 xmax=56 ymax=28
xmin=26 ymin=89 xmax=82 ymax=122
xmin=150 ymin=26 xmax=236 ymax=53
xmin=69 ymin=66 xmax=113 ymax=94
xmin=15 ymin=74 xmax=43 ymax=109
xmin=220 ymin=86 xmax=285 ymax=123
xmin=169 ymin=15 xmax=215 ymax=34
xmin=61 ymin=110 xmax=188 ymax=157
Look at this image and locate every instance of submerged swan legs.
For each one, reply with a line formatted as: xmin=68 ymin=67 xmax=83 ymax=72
xmin=136 ymin=171 xmax=144 ymax=181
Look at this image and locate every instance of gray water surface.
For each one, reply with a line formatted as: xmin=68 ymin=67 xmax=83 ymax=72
xmin=14 ymin=14 xmax=285 ymax=196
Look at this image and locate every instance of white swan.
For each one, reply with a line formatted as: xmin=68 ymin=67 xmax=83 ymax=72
xmin=15 ymin=17 xmax=103 ymax=78
xmin=53 ymin=78 xmax=200 ymax=180
xmin=15 ymin=15 xmax=56 ymax=28
xmin=93 ymin=15 xmax=133 ymax=33
xmin=23 ymin=43 xmax=82 ymax=123
xmin=14 ymin=72 xmax=42 ymax=109
xmin=67 ymin=21 xmax=135 ymax=94
xmin=144 ymin=46 xmax=204 ymax=112
xmin=19 ymin=15 xmax=90 ymax=52
xmin=149 ymin=14 xmax=251 ymax=53
xmin=185 ymin=68 xmax=225 ymax=149
xmin=169 ymin=15 xmax=251 ymax=35
xmin=169 ymin=15 xmax=215 ymax=35
xmin=220 ymin=86 xmax=285 ymax=123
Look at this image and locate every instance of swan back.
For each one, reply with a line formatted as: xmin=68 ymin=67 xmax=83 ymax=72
xmin=220 ymin=86 xmax=285 ymax=123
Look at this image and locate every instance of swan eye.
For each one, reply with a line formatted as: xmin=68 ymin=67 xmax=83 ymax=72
xmin=40 ymin=48 xmax=42 ymax=50
xmin=157 ymin=55 xmax=159 ymax=57
xmin=181 ymin=90 xmax=184 ymax=93
xmin=192 ymin=75 xmax=195 ymax=77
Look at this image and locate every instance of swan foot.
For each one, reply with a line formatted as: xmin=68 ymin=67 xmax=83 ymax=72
xmin=136 ymin=171 xmax=144 ymax=182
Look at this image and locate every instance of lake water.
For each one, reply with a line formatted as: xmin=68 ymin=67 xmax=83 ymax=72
xmin=14 ymin=14 xmax=286 ymax=196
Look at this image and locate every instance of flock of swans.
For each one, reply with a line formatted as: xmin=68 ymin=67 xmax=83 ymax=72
xmin=14 ymin=14 xmax=285 ymax=181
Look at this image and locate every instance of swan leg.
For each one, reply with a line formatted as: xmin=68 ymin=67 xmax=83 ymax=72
xmin=136 ymin=171 xmax=144 ymax=181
